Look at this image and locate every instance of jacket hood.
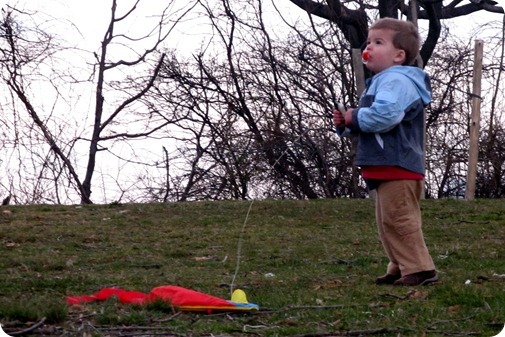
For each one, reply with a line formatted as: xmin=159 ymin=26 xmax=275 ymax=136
xmin=378 ymin=65 xmax=432 ymax=106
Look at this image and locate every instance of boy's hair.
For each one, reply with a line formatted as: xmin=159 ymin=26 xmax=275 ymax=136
xmin=370 ymin=18 xmax=420 ymax=65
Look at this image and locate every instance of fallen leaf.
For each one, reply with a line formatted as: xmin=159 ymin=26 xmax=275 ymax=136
xmin=448 ymin=305 xmax=461 ymax=315
xmin=194 ymin=256 xmax=213 ymax=261
xmin=407 ymin=289 xmax=429 ymax=300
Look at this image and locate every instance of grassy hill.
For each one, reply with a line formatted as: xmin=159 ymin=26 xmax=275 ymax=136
xmin=0 ymin=198 xmax=504 ymax=336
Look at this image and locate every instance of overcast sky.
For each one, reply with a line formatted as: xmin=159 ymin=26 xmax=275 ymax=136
xmin=4 ymin=0 xmax=500 ymax=56
xmin=2 ymin=0 xmax=502 ymax=204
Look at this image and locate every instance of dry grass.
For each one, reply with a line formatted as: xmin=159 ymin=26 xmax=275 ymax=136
xmin=0 ymin=198 xmax=504 ymax=336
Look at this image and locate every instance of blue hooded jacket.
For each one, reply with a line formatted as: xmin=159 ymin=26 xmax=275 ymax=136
xmin=340 ymin=65 xmax=432 ymax=175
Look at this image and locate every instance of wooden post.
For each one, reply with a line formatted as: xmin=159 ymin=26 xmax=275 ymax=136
xmin=465 ymin=39 xmax=484 ymax=201
xmin=352 ymin=49 xmax=366 ymax=96
xmin=351 ymin=48 xmax=368 ymax=197
xmin=410 ymin=0 xmax=423 ymax=69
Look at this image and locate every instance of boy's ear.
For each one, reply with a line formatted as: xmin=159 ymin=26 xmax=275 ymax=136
xmin=394 ymin=49 xmax=406 ymax=64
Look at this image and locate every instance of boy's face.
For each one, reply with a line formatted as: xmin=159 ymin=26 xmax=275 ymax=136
xmin=364 ymin=28 xmax=406 ymax=73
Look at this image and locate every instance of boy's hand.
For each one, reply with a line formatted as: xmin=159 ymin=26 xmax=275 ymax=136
xmin=333 ymin=102 xmax=346 ymax=128
xmin=333 ymin=109 xmax=345 ymax=128
xmin=344 ymin=108 xmax=353 ymax=126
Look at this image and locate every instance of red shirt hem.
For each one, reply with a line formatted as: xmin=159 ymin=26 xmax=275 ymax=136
xmin=361 ymin=166 xmax=424 ymax=180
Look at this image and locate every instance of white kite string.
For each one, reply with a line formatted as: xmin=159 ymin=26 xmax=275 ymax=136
xmin=229 ymin=130 xmax=311 ymax=296
xmin=229 ymin=199 xmax=255 ymax=296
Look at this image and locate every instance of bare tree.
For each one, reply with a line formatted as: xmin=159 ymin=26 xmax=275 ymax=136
xmin=1 ymin=1 xmax=195 ymax=204
xmin=288 ymin=0 xmax=504 ymax=67
xmin=2 ymin=0 xmax=504 ymax=203
xmin=475 ymin=18 xmax=505 ymax=198
xmin=145 ymin=0 xmax=505 ymax=201
xmin=141 ymin=51 xmax=264 ymax=201
xmin=423 ymin=21 xmax=505 ymax=198
xmin=1 ymin=6 xmax=84 ymax=203
xmin=142 ymin=0 xmax=366 ymax=200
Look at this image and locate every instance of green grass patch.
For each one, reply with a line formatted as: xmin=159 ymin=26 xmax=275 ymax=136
xmin=0 ymin=199 xmax=504 ymax=336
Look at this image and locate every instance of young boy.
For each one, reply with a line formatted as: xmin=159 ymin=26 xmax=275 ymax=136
xmin=333 ymin=18 xmax=438 ymax=286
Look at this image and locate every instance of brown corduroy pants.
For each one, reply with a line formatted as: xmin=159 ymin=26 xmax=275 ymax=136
xmin=375 ymin=180 xmax=436 ymax=276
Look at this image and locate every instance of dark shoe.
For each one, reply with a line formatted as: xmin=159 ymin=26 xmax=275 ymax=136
xmin=375 ymin=273 xmax=401 ymax=285
xmin=393 ymin=270 xmax=438 ymax=286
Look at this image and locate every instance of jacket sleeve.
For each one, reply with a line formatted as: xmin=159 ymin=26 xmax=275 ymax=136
xmin=350 ymin=75 xmax=416 ymax=134
xmin=336 ymin=126 xmax=351 ymax=138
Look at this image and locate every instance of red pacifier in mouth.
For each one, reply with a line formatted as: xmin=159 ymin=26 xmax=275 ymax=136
xmin=362 ymin=50 xmax=370 ymax=64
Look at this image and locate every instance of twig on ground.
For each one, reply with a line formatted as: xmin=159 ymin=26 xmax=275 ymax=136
xmin=258 ymin=302 xmax=384 ymax=314
xmin=427 ymin=316 xmax=476 ymax=328
xmin=96 ymin=325 xmax=179 ymax=332
xmin=8 ymin=317 xmax=46 ymax=336
xmin=119 ymin=333 xmax=185 ymax=337
xmin=379 ymin=292 xmax=406 ymax=299
xmin=292 ymin=327 xmax=481 ymax=337
xmin=379 ymin=290 xmax=426 ymax=300
xmin=291 ymin=328 xmax=395 ymax=336
xmin=285 ymin=305 xmax=346 ymax=310
xmin=152 ymin=311 xmax=182 ymax=322
xmin=93 ymin=325 xmax=187 ymax=337
xmin=425 ymin=329 xmax=480 ymax=336
xmin=243 ymin=324 xmax=280 ymax=332
xmin=69 ymin=312 xmax=97 ymax=322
